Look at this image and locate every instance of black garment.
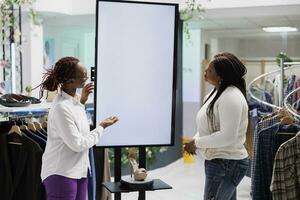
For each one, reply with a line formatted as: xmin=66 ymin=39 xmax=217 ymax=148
xmin=42 ymin=128 xmax=47 ymax=134
xmin=40 ymin=128 xmax=48 ymax=136
xmin=0 ymin=132 xmax=46 ymax=200
xmin=35 ymin=129 xmax=47 ymax=141
xmin=22 ymin=129 xmax=46 ymax=150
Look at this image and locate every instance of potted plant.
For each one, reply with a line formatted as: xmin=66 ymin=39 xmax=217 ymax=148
xmin=25 ymin=85 xmax=32 ymax=96
xmin=180 ymin=0 xmax=206 ymax=40
xmin=275 ymin=52 xmax=293 ymax=67
xmin=0 ymin=0 xmax=40 ymax=48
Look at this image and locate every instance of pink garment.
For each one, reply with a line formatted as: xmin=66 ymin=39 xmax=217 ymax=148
xmin=292 ymin=78 xmax=300 ymax=103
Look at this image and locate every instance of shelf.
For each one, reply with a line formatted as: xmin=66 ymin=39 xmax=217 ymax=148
xmin=0 ymin=101 xmax=52 ymax=113
xmin=103 ymin=179 xmax=172 ymax=193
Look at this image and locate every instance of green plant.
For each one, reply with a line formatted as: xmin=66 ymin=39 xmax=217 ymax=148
xmin=25 ymin=85 xmax=32 ymax=94
xmin=275 ymin=52 xmax=293 ymax=67
xmin=108 ymin=147 xmax=168 ymax=168
xmin=180 ymin=0 xmax=206 ymax=40
xmin=0 ymin=0 xmax=41 ymax=48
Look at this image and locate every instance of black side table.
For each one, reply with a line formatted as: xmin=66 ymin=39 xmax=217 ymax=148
xmin=103 ymin=179 xmax=172 ymax=200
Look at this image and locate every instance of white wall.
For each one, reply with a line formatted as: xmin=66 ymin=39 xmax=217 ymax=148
xmin=32 ymin=0 xmax=300 ymax=17
xmin=34 ymin=0 xmax=73 ymax=15
xmin=44 ymin=25 xmax=95 ymax=69
xmin=199 ymin=31 xmax=300 ymax=98
xmin=21 ymin=15 xmax=44 ymax=98
xmin=34 ymin=0 xmax=182 ymax=16
xmin=182 ymin=28 xmax=202 ymax=137
xmin=199 ymin=0 xmax=300 ymax=9
xmin=238 ymin=36 xmax=300 ymax=58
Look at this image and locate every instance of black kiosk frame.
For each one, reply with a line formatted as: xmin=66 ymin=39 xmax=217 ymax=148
xmin=94 ymin=1 xmax=179 ymax=199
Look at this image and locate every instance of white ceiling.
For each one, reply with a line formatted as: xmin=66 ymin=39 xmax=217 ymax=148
xmin=188 ymin=5 xmax=300 ymax=37
xmin=41 ymin=2 xmax=300 ymax=38
xmin=192 ymin=16 xmax=300 ymax=29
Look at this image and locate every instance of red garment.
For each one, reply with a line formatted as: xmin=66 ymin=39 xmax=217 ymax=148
xmin=292 ymin=78 xmax=300 ymax=103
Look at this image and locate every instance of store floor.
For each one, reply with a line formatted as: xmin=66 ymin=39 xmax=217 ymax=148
xmin=112 ymin=156 xmax=251 ymax=200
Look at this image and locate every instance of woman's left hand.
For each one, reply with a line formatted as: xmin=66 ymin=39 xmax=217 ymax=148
xmin=80 ymin=82 xmax=94 ymax=104
xmin=184 ymin=140 xmax=197 ymax=155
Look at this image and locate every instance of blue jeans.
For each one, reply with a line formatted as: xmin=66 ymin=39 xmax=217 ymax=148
xmin=204 ymin=158 xmax=249 ymax=200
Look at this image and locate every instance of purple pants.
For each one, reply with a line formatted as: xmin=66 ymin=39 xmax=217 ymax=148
xmin=43 ymin=175 xmax=88 ymax=200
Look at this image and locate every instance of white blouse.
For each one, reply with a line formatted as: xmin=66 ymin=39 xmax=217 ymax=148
xmin=41 ymin=91 xmax=104 ymax=181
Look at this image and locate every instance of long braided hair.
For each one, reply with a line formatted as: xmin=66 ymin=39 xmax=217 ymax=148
xmin=35 ymin=57 xmax=80 ymax=99
xmin=204 ymin=52 xmax=253 ymax=154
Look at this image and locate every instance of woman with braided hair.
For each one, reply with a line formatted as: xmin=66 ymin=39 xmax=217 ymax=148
xmin=40 ymin=57 xmax=118 ymax=200
xmin=184 ymin=52 xmax=250 ymax=200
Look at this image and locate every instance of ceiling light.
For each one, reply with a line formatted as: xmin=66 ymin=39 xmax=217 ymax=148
xmin=262 ymin=27 xmax=298 ymax=32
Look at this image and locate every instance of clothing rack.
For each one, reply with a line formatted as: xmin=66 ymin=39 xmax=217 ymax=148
xmin=280 ymin=61 xmax=300 ymax=106
xmin=249 ymin=60 xmax=300 ymax=200
xmin=248 ymin=59 xmax=300 ymax=110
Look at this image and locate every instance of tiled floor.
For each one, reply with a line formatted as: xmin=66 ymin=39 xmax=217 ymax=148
xmin=111 ymin=156 xmax=251 ymax=200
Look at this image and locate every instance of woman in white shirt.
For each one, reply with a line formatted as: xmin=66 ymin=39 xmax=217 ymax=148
xmin=184 ymin=52 xmax=250 ymax=200
xmin=39 ymin=57 xmax=118 ymax=200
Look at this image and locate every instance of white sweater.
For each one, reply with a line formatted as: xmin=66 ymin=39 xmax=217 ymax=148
xmin=193 ymin=86 xmax=249 ymax=160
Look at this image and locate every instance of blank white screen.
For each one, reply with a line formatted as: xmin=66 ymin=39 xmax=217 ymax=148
xmin=96 ymin=1 xmax=176 ymax=146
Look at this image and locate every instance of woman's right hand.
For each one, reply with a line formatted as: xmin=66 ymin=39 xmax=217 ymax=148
xmin=100 ymin=116 xmax=119 ymax=129
xmin=184 ymin=140 xmax=197 ymax=155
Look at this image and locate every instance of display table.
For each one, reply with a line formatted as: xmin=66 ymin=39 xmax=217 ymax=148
xmin=103 ymin=179 xmax=172 ymax=200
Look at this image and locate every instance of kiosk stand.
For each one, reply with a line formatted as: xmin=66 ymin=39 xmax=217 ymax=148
xmin=102 ymin=147 xmax=172 ymax=200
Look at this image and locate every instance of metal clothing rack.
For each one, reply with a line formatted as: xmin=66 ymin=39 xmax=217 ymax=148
xmin=248 ymin=59 xmax=300 ymax=110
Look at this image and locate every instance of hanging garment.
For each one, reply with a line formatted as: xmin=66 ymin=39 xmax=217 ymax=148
xmin=248 ymin=88 xmax=273 ymax=113
xmin=88 ymin=148 xmax=97 ymax=200
xmin=292 ymin=78 xmax=300 ymax=103
xmin=252 ymin=123 xmax=300 ymax=200
xmin=251 ymin=115 xmax=281 ymax=196
xmin=22 ymin=129 xmax=47 ymax=151
xmin=273 ymin=74 xmax=283 ymax=106
xmin=100 ymin=149 xmax=112 ymax=200
xmin=94 ymin=148 xmax=112 ymax=200
xmin=286 ymin=75 xmax=296 ymax=97
xmin=264 ymin=78 xmax=275 ymax=96
xmin=270 ymin=132 xmax=300 ymax=200
xmin=0 ymin=132 xmax=46 ymax=200
xmin=292 ymin=99 xmax=300 ymax=112
xmin=35 ymin=129 xmax=47 ymax=141
xmin=40 ymin=128 xmax=48 ymax=136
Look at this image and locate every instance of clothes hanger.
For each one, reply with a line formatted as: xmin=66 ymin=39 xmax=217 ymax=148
xmin=8 ymin=124 xmax=22 ymax=136
xmin=279 ymin=116 xmax=294 ymax=126
xmin=33 ymin=121 xmax=43 ymax=131
xmin=278 ymin=108 xmax=290 ymax=118
xmin=8 ymin=121 xmax=23 ymax=145
xmin=19 ymin=118 xmax=29 ymax=131
xmin=42 ymin=121 xmax=47 ymax=129
xmin=278 ymin=114 xmax=299 ymax=135
xmin=26 ymin=115 xmax=37 ymax=132
xmin=27 ymin=121 xmax=37 ymax=132
xmin=20 ymin=124 xmax=29 ymax=131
